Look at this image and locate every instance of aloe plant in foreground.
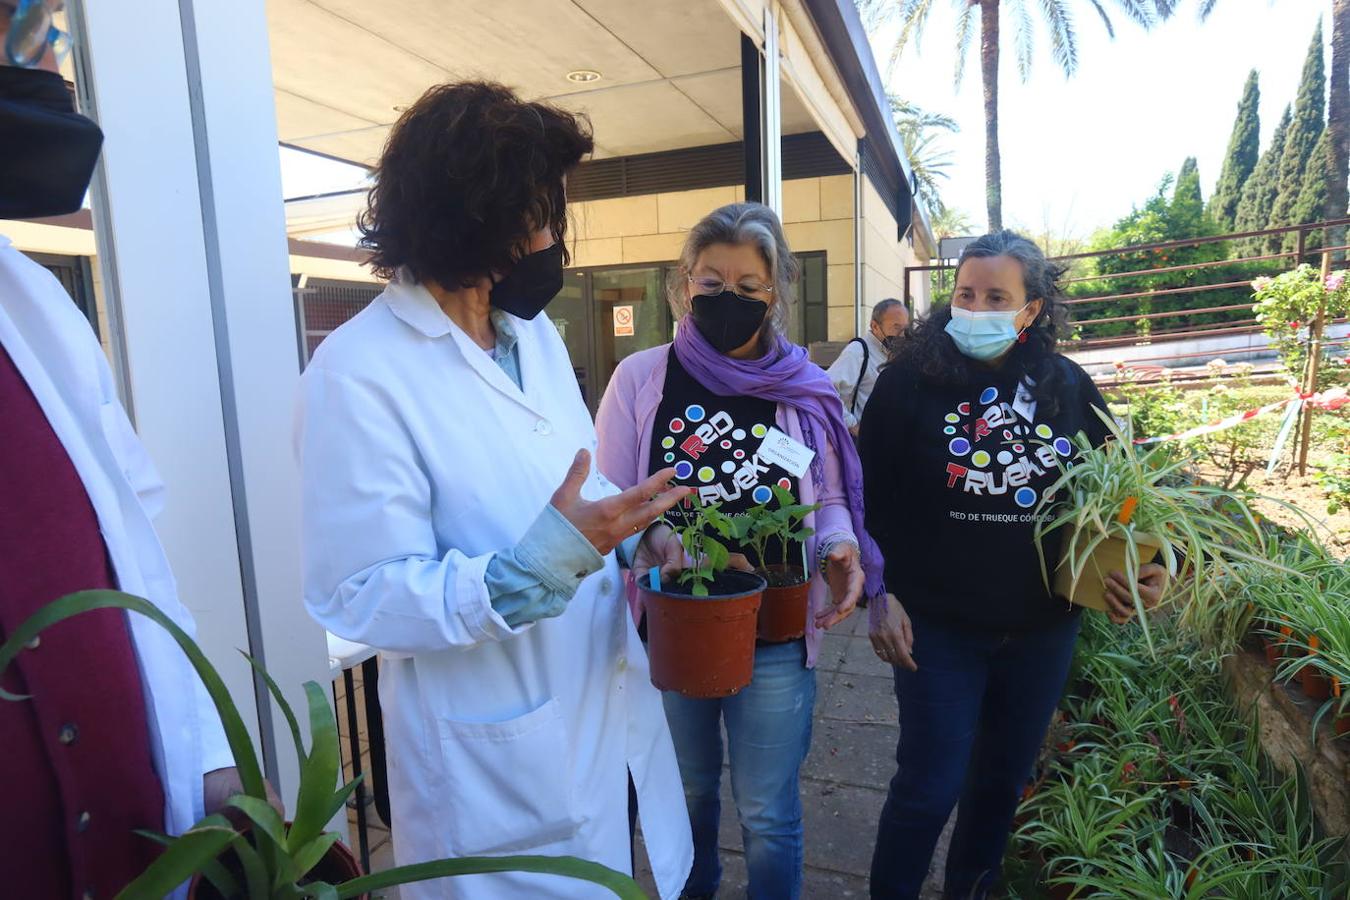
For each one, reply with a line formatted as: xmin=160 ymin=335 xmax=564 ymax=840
xmin=0 ymin=590 xmax=645 ymax=899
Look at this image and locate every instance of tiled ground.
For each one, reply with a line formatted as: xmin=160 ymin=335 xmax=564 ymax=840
xmin=341 ymin=609 xmax=954 ymax=898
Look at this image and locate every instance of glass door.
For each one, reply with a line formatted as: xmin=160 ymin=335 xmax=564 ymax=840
xmin=590 ymin=266 xmax=672 ymax=403
xmin=547 ymin=271 xmax=595 ymax=407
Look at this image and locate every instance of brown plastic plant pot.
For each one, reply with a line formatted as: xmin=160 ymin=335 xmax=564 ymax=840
xmin=756 ymin=564 xmax=810 ymax=642
xmin=1261 ymin=634 xmax=1281 ymax=666
xmin=1302 ymin=667 xmax=1333 ymax=701
xmin=188 ymin=828 xmax=365 ymax=899
xmin=641 ymin=569 xmax=765 ymax=699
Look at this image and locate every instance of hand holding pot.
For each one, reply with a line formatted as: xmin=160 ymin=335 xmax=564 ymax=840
xmin=1103 ymin=563 xmax=1167 ymax=626
xmin=635 ymin=523 xmax=685 ymax=582
xmin=552 ymin=450 xmax=691 ymax=555
xmin=870 ymin=593 xmax=917 ymax=671
xmin=817 ymin=541 xmax=862 ymax=629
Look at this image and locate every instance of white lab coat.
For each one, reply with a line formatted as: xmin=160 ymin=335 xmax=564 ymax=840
xmin=0 ymin=237 xmax=232 ymax=866
xmin=297 ymin=278 xmax=693 ymax=900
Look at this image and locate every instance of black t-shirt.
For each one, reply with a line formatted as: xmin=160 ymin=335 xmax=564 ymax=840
xmin=650 ymin=348 xmax=802 ymax=566
xmin=859 ymin=355 xmax=1111 ymax=632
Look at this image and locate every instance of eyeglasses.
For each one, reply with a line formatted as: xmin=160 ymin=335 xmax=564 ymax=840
xmin=688 ymin=274 xmax=774 ymax=303
xmin=4 ymin=0 xmax=71 ymax=69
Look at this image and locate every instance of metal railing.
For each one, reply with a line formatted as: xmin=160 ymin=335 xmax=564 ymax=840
xmin=903 ymin=218 xmax=1350 ymax=365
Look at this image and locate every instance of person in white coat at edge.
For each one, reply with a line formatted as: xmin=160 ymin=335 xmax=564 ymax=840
xmin=297 ymin=81 xmax=697 ymax=900
xmin=0 ymin=4 xmax=254 ymax=897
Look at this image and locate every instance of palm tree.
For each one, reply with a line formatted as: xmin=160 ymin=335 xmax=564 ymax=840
xmin=929 ymin=205 xmax=976 ymax=239
xmin=889 ymin=96 xmax=960 ymax=215
xmin=859 ymin=0 xmax=1161 ymax=231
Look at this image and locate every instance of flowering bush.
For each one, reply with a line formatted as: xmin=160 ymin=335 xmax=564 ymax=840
xmin=1252 ymin=265 xmax=1350 ymax=387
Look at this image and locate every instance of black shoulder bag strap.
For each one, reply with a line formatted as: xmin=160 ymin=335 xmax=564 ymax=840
xmin=847 ymin=336 xmax=869 ymax=414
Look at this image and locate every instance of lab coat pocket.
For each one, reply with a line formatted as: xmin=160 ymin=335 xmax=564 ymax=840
xmin=436 ymin=697 xmax=584 ymax=855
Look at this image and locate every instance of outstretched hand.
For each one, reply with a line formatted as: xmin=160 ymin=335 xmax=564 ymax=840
xmin=551 ymin=450 xmax=692 ymax=556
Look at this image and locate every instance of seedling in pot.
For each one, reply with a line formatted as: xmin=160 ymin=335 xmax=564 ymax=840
xmin=741 ymin=485 xmax=819 ymax=587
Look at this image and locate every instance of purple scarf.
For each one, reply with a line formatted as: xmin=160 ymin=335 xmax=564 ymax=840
xmin=674 ymin=322 xmax=886 ymax=601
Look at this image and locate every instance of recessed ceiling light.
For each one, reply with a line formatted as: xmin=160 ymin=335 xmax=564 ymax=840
xmin=566 ymin=69 xmax=602 ymax=84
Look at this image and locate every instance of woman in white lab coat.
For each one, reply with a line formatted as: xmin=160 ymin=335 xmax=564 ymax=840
xmin=297 ymin=81 xmax=694 ymax=900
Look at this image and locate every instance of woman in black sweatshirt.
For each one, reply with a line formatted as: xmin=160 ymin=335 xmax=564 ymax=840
xmin=859 ymin=232 xmax=1166 ymax=900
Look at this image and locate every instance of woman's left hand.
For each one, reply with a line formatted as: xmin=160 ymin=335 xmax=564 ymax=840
xmin=817 ymin=541 xmax=863 ymax=629
xmin=1103 ymin=563 xmax=1168 ymax=625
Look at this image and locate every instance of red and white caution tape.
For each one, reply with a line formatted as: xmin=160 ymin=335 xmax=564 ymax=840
xmin=1132 ymin=388 xmax=1349 ymax=445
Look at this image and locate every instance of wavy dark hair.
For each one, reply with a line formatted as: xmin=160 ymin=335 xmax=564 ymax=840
xmin=358 ymin=81 xmax=593 ymax=288
xmin=893 ymin=230 xmax=1071 ymax=415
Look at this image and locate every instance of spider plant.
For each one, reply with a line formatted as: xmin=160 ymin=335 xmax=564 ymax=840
xmin=1034 ymin=411 xmax=1295 ymax=654
xmin=0 ymin=591 xmax=646 ymax=899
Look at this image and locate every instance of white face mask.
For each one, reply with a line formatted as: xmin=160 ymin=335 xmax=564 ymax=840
xmin=944 ymin=304 xmax=1030 ymax=361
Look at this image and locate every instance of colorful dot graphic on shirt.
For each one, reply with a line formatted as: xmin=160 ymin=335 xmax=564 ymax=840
xmin=1014 ymin=487 xmax=1038 ymax=508
xmin=752 ymin=485 xmax=773 ymax=504
xmin=734 ymin=449 xmax=746 ymax=460
xmin=665 ymin=453 xmax=675 ymax=463
xmin=1035 ymin=424 xmax=1053 ymax=440
xmin=720 ymin=440 xmax=733 ymax=449
xmin=697 ymin=466 xmax=715 ymax=483
xmin=1053 ymin=437 xmax=1073 ymax=456
xmin=721 ymin=461 xmax=737 ymax=474
xmin=685 ymin=405 xmax=706 ymax=423
xmin=971 ymin=450 xmax=991 ymax=468
xmin=661 ymin=436 xmax=675 ymax=449
xmin=949 ymin=438 xmax=971 ymax=456
xmin=980 ymin=386 xmax=999 ymax=405
xmin=944 ymin=426 xmax=957 ymax=435
xmin=945 ymin=413 xmax=961 ymax=424
xmin=1013 ymin=444 xmax=1025 ymax=454
xmin=674 ymin=461 xmax=694 ymax=479
xmin=732 ymin=428 xmax=747 ymax=441
xmin=997 ymin=451 xmax=1013 ymax=465
xmin=669 ymin=418 xmax=685 ymax=433
xmin=957 ymin=402 xmax=971 ymax=415
xmin=778 ymin=478 xmax=792 ymax=490
xmin=752 ymin=424 xmax=769 ymax=438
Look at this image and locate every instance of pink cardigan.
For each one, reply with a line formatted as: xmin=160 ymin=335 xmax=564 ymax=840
xmin=594 ymin=344 xmax=857 ymax=669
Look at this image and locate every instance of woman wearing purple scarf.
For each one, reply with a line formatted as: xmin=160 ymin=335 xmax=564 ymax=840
xmin=595 ymin=202 xmax=885 ymax=900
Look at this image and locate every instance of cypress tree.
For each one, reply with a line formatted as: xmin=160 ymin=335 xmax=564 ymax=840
xmin=1292 ymin=130 xmax=1333 ymax=253
xmin=1234 ymin=105 xmax=1292 ymax=254
xmin=1173 ymin=157 xmax=1204 ymax=217
xmin=1268 ymin=21 xmax=1326 ymax=238
xmin=1208 ymin=71 xmax=1261 ymax=232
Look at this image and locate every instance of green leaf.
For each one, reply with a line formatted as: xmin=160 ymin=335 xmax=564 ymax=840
xmin=322 ymin=775 xmax=366 ymax=826
xmin=300 ymin=883 xmax=341 ymax=900
xmin=288 ymin=680 xmax=343 ymax=854
xmin=335 ymin=855 xmax=647 ymax=899
xmin=113 ymin=818 xmax=237 ymax=900
xmin=244 ymin=650 xmax=306 ymax=768
xmin=0 ymin=591 xmax=266 ymax=800
xmin=292 ymin=832 xmax=343 ymax=883
xmin=225 ymin=793 xmax=288 ymax=878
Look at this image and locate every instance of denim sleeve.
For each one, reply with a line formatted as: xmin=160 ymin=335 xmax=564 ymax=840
xmin=486 ymin=504 xmax=605 ymax=627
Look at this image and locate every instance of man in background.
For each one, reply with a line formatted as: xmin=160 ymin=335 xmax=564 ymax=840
xmin=828 ymin=298 xmax=909 ymax=435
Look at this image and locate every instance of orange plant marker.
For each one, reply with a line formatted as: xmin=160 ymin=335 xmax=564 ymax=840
xmin=1117 ymin=496 xmax=1139 ymax=525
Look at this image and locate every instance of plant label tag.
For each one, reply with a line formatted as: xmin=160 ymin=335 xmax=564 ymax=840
xmin=757 ymin=427 xmax=815 ymax=478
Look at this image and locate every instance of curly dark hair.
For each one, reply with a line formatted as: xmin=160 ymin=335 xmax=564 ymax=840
xmin=893 ymin=230 xmax=1072 ymax=415
xmin=358 ymin=81 xmax=594 ymax=288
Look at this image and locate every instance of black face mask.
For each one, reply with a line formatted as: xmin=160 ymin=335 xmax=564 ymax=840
xmin=0 ymin=67 xmax=104 ymax=220
xmin=881 ymin=334 xmax=901 ymax=353
xmin=489 ymin=242 xmax=564 ymax=320
xmin=691 ymin=291 xmax=770 ymax=354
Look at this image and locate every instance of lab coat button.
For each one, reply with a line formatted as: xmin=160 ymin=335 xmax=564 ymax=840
xmin=535 ymin=419 xmax=552 ymax=436
xmin=617 ymin=656 xmax=627 ymax=671
xmin=600 ymin=577 xmax=615 ymax=594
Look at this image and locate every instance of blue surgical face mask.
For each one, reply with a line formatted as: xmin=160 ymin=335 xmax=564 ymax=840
xmin=945 ymin=304 xmax=1029 ymax=361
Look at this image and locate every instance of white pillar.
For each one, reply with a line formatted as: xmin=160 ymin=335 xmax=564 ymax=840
xmin=762 ymin=4 xmax=783 ymax=216
xmin=73 ymin=0 xmax=329 ymax=809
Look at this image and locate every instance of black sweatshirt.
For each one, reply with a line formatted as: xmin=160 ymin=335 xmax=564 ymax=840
xmin=859 ymin=354 xmax=1111 ymax=632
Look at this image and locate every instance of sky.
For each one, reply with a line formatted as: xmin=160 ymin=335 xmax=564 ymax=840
xmin=871 ymin=0 xmax=1328 ymax=239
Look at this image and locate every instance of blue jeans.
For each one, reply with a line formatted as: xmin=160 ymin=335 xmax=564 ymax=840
xmin=662 ymin=640 xmax=816 ymax=900
xmin=869 ymin=611 xmax=1081 ymax=900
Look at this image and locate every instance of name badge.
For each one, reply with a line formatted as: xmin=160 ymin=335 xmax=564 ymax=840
xmin=756 ymin=426 xmax=816 ymax=478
